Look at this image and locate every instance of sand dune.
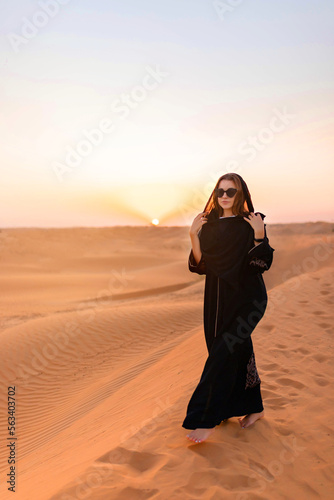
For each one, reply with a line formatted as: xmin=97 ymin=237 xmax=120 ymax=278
xmin=0 ymin=224 xmax=333 ymax=499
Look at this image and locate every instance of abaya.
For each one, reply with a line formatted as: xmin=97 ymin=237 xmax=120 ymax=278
xmin=182 ymin=207 xmax=275 ymax=430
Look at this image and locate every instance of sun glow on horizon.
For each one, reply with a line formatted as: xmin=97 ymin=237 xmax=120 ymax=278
xmin=1 ymin=1 xmax=333 ymax=226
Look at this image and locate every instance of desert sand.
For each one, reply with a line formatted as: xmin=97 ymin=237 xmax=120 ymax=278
xmin=0 ymin=222 xmax=333 ymax=500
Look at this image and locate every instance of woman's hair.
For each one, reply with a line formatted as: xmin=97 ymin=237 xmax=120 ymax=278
xmin=203 ymin=173 xmax=255 ymax=218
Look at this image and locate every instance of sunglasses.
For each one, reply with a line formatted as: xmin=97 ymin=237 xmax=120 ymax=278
xmin=215 ymin=188 xmax=238 ymax=198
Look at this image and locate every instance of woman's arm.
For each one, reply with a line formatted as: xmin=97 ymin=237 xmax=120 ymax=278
xmin=253 ymin=226 xmax=265 ymax=247
xmin=247 ymin=225 xmax=275 ymax=274
xmin=188 ymin=232 xmax=206 ymax=274
xmin=188 ymin=212 xmax=208 ymax=275
xmin=190 ymin=232 xmax=202 ymax=265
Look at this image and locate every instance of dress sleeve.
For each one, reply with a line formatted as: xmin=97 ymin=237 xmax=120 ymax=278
xmin=247 ymin=225 xmax=275 ymax=274
xmin=188 ymin=249 xmax=206 ymax=275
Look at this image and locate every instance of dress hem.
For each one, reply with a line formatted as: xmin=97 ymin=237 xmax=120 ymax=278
xmin=182 ymin=403 xmax=264 ymax=430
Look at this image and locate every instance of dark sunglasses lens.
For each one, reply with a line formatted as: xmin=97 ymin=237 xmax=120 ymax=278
xmin=226 ymin=188 xmax=237 ymax=197
xmin=215 ymin=188 xmax=237 ymax=198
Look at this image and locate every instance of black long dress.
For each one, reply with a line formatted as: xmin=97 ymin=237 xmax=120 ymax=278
xmin=182 ymin=210 xmax=275 ymax=430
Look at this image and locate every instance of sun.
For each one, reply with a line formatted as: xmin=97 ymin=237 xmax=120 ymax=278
xmin=151 ymin=219 xmax=159 ymax=226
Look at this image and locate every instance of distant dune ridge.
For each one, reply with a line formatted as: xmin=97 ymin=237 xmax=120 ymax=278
xmin=0 ymin=223 xmax=334 ymax=500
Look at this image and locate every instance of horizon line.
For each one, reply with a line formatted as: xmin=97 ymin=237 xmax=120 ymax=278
xmin=1 ymin=220 xmax=334 ymax=230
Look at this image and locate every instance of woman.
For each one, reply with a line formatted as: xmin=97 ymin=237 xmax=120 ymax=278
xmin=182 ymin=173 xmax=275 ymax=444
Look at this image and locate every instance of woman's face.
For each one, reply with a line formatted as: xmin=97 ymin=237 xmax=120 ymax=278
xmin=217 ymin=179 xmax=238 ymax=212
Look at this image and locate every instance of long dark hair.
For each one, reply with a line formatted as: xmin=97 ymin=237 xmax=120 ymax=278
xmin=203 ymin=173 xmax=254 ymax=218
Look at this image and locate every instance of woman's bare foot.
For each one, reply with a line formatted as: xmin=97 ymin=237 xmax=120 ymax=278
xmin=186 ymin=427 xmax=215 ymax=444
xmin=238 ymin=410 xmax=264 ymax=429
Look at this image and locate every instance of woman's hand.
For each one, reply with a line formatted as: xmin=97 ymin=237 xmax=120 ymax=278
xmin=243 ymin=212 xmax=265 ymax=238
xmin=189 ymin=211 xmax=209 ymax=236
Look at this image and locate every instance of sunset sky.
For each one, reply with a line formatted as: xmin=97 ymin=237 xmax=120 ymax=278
xmin=0 ymin=0 xmax=333 ymax=227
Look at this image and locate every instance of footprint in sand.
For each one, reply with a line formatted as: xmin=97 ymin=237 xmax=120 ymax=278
xmin=118 ymin=486 xmax=159 ymax=499
xmin=276 ymin=377 xmax=306 ymax=390
xmin=97 ymin=446 xmax=162 ymax=474
xmin=261 ymin=362 xmax=281 ymax=370
xmin=312 ymin=353 xmax=330 ymax=363
xmin=262 ymin=324 xmax=275 ymax=332
xmin=314 ymin=377 xmax=330 ymax=387
xmin=276 ymin=425 xmax=293 ymax=437
xmin=317 ymin=322 xmax=332 ymax=330
xmin=271 ymin=349 xmax=291 ymax=358
xmin=160 ymin=456 xmax=184 ymax=473
xmin=265 ymin=397 xmax=289 ymax=409
xmin=248 ymin=460 xmax=275 ymax=481
xmin=294 ymin=347 xmax=310 ymax=355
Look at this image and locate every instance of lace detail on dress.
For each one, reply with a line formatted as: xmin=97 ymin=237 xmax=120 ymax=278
xmin=249 ymin=258 xmax=268 ymax=269
xmin=245 ymin=352 xmax=261 ymax=389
